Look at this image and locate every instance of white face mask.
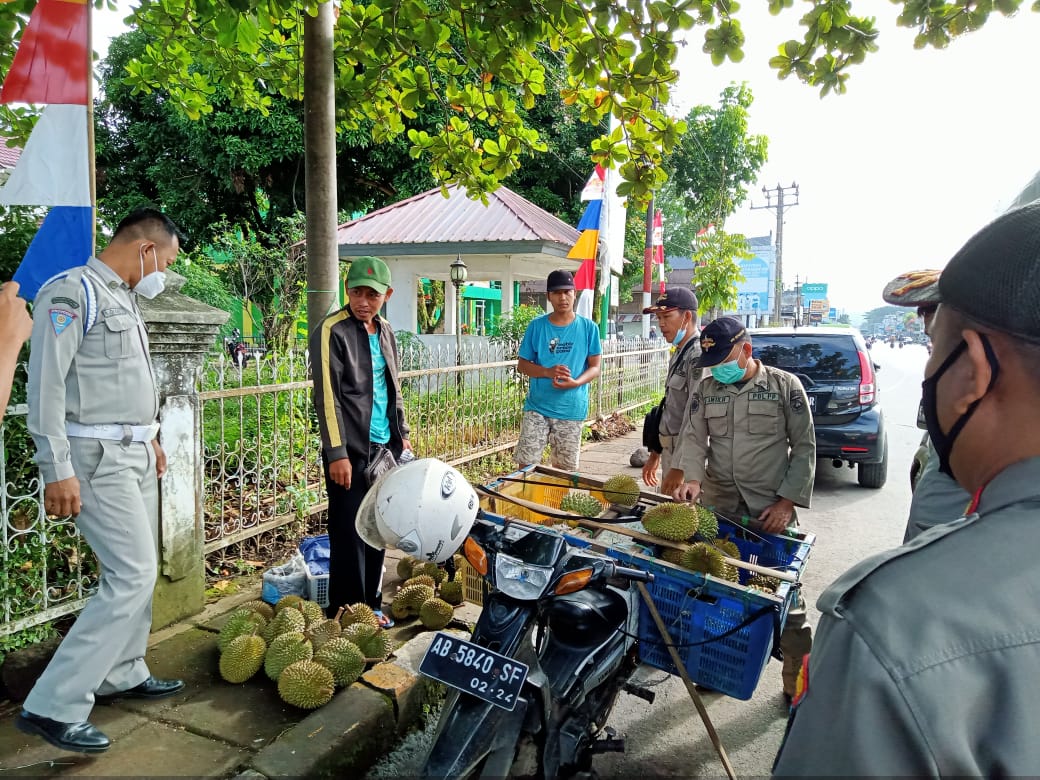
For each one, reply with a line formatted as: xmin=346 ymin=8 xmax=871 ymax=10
xmin=135 ymin=245 xmax=166 ymax=299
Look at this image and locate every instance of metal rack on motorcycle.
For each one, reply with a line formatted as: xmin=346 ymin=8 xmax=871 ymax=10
xmin=475 ymin=465 xmax=815 ymax=701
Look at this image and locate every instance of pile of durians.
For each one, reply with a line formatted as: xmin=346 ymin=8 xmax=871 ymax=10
xmin=216 ymin=595 xmax=395 ymax=710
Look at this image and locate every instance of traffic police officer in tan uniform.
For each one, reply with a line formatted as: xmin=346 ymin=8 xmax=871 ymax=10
xmin=639 ymin=286 xmax=702 ymax=495
xmin=673 ymin=316 xmax=815 ymax=701
xmin=772 ymin=201 xmax=1040 ymax=777
xmin=16 ymin=209 xmax=185 ymax=754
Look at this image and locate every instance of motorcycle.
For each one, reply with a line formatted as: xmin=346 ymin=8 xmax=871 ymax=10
xmin=419 ymin=513 xmax=655 ymax=779
xmin=224 ymin=327 xmax=250 ymax=369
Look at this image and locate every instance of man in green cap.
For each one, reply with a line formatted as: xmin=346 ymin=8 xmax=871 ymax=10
xmin=310 ymin=256 xmax=412 ymax=625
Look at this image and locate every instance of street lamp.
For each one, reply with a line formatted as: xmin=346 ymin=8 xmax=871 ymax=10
xmin=450 ymin=254 xmax=468 ymax=390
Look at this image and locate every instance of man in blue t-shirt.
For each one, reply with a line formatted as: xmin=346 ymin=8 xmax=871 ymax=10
xmin=514 ymin=269 xmax=602 ymax=471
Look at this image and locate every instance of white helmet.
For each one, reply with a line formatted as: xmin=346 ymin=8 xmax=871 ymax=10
xmin=355 ymin=458 xmax=479 ymax=564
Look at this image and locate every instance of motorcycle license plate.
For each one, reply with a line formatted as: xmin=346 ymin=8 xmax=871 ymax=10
xmin=419 ymin=632 xmax=529 ymax=711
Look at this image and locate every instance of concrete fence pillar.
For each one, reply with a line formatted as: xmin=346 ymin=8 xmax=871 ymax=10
xmin=139 ymin=271 xmax=228 ymax=629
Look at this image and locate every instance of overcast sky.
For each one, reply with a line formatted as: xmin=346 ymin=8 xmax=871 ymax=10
xmin=668 ymin=5 xmax=1040 ymax=315
xmin=93 ymin=5 xmax=1040 ymax=315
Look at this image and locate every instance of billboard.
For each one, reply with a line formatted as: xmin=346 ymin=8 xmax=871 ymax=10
xmin=735 ymin=257 xmax=770 ymax=314
xmin=801 ymin=282 xmax=828 ymax=306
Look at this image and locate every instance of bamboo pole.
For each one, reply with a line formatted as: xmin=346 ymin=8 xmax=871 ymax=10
xmin=637 ymin=582 xmax=738 ymax=780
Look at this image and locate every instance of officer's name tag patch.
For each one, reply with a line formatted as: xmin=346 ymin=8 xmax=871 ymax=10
xmin=704 ymin=396 xmax=730 ymax=405
xmin=749 ymin=391 xmax=779 ymax=402
xmin=49 ymin=309 xmax=77 ymax=336
xmin=101 ymin=307 xmax=131 ymax=318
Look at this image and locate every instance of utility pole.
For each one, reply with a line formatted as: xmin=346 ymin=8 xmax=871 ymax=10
xmin=752 ymin=182 xmax=799 ymax=325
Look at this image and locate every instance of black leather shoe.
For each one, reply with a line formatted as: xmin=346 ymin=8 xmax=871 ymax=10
xmin=16 ymin=710 xmax=110 ymax=754
xmin=94 ymin=676 xmax=185 ymax=703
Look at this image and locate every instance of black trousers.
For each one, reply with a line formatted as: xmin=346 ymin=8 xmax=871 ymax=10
xmin=322 ymin=450 xmax=385 ymax=618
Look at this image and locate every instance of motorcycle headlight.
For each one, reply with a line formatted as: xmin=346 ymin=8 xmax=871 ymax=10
xmin=493 ymin=553 xmax=553 ymax=600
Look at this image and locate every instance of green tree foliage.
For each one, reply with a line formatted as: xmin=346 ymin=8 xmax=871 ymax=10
xmin=665 ymin=83 xmax=768 ymax=231
xmin=691 ymin=230 xmax=752 ymax=319
xmin=95 ymin=30 xmax=307 ymax=242
xmin=0 ymin=205 xmax=39 ymax=282
xmin=208 ymin=213 xmax=308 ymax=352
xmin=616 ymin=83 xmax=766 ymax=304
xmin=490 ymin=303 xmax=543 ymax=359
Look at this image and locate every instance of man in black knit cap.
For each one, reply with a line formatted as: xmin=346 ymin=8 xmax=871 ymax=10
xmin=773 ymin=202 xmax=1040 ymax=776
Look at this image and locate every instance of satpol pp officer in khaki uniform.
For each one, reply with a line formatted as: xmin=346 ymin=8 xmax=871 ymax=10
xmin=881 ymin=270 xmax=971 ymax=542
xmin=673 ymin=317 xmax=815 ymax=702
xmin=16 ymin=209 xmax=186 ymax=755
xmin=772 ymin=201 xmax=1040 ymax=778
xmin=639 ymin=286 xmax=702 ymax=495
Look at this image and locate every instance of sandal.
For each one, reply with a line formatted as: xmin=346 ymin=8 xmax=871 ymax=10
xmin=374 ymin=609 xmax=395 ymax=629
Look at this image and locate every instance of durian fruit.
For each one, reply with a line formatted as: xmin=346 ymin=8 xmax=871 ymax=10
xmin=218 ymin=609 xmax=268 ymax=653
xmin=265 ymin=632 xmax=314 ymax=681
xmin=298 ymin=599 xmax=326 ymax=627
xmin=452 ymin=553 xmax=465 ymax=572
xmin=261 ymin=606 xmax=306 ymax=644
xmin=274 ymin=594 xmax=306 ymax=614
xmin=559 ymin=491 xmax=604 ymax=518
xmin=239 ymin=599 xmax=275 ymax=621
xmin=412 ymin=561 xmax=447 ymax=584
xmin=439 ymin=579 xmax=465 ymax=606
xmin=660 ymin=546 xmax=687 ymax=566
xmin=278 ymin=659 xmax=336 ymax=709
xmin=600 ymin=474 xmax=641 ymax=507
xmin=306 ymin=618 xmax=342 ymax=652
xmin=693 ymin=504 xmax=720 ymax=541
xmin=390 ymin=584 xmax=436 ymax=620
xmin=342 ymin=623 xmax=393 ymax=661
xmin=338 ymin=603 xmax=381 ymax=630
xmin=713 ymin=538 xmax=741 ymax=560
xmin=418 ymin=598 xmax=454 ymax=630
xmin=219 ymin=634 xmax=267 ymax=683
xmin=402 ymin=574 xmax=437 ymax=590
xmin=679 ymin=542 xmax=729 ymax=578
xmin=746 ymin=574 xmax=781 ymax=593
xmin=313 ymin=637 xmax=367 ymax=687
xmin=721 ymin=564 xmax=741 ymax=583
xmin=642 ymin=502 xmax=699 ymax=542
xmin=396 ymin=556 xmax=417 ymax=580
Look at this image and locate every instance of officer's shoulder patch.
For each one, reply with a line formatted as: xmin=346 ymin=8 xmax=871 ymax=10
xmin=50 ymin=295 xmax=79 ymax=309
xmin=749 ymin=391 xmax=779 ymax=402
xmin=689 ymin=392 xmax=701 ymax=414
xmin=49 ymin=309 xmax=77 ymax=336
xmin=790 ymin=389 xmax=806 ymax=413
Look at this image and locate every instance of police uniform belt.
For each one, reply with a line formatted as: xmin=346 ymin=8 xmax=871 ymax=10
xmin=66 ymin=421 xmax=160 ymax=444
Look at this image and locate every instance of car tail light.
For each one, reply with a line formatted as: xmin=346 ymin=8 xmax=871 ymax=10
xmin=857 ymin=351 xmax=875 ymax=405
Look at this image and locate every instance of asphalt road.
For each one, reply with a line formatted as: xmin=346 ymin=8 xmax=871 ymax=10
xmin=368 ymin=342 xmax=934 ymax=779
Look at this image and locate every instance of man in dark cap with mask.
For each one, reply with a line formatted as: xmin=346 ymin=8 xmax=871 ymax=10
xmin=640 ymin=286 xmax=701 ymax=494
xmin=773 ymin=202 xmax=1040 ymax=775
xmin=673 ymin=316 xmax=815 ymax=702
xmin=881 ymin=269 xmax=971 ymax=542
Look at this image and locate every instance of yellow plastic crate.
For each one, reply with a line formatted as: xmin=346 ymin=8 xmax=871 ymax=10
xmin=479 ymin=470 xmax=607 ymax=525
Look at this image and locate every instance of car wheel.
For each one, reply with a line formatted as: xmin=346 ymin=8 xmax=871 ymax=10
xmin=857 ymin=436 xmax=888 ymax=489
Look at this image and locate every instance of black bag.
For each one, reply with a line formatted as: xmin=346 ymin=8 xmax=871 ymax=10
xmin=642 ymin=401 xmax=665 ymax=454
xmin=363 ymin=445 xmax=398 ymax=488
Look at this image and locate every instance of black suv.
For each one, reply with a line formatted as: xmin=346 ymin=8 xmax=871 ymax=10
xmin=749 ymin=326 xmax=887 ymax=488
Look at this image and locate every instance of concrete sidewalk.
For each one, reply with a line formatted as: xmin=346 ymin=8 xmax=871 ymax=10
xmin=0 ymin=430 xmax=646 ymax=778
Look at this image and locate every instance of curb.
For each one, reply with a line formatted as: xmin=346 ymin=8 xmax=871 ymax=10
xmin=242 ymin=630 xmax=453 ymax=778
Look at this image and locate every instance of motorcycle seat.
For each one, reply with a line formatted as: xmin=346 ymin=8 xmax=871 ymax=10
xmin=545 ymin=588 xmax=628 ymax=645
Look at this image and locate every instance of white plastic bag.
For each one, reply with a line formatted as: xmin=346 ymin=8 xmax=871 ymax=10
xmin=261 ymin=550 xmax=308 ymax=605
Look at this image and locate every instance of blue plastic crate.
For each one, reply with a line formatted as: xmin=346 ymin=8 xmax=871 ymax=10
xmin=607 ymin=519 xmax=812 ymax=700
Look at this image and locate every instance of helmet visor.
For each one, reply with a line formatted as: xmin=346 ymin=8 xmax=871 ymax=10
xmin=355 ymin=487 xmax=386 ymax=550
